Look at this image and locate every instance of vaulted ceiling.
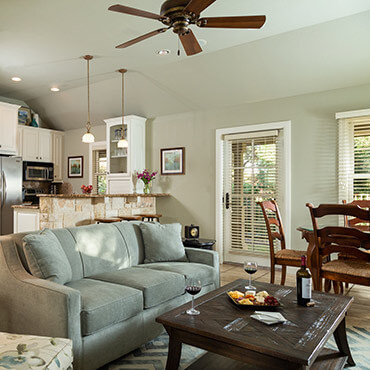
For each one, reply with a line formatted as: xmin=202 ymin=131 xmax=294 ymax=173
xmin=1 ymin=0 xmax=370 ymax=130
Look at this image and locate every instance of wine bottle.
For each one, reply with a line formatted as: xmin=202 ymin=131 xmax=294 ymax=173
xmin=296 ymin=255 xmax=312 ymax=306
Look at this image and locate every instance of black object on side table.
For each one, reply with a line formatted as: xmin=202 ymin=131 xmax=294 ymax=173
xmin=182 ymin=238 xmax=216 ymax=250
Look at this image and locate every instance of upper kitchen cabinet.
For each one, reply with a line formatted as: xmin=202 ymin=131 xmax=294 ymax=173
xmin=0 ymin=102 xmax=20 ymax=155
xmin=104 ymin=115 xmax=146 ymax=193
xmin=20 ymin=126 xmax=52 ymax=162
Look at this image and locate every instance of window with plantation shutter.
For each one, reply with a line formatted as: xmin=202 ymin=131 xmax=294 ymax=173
xmin=338 ymin=116 xmax=370 ymax=202
xmin=223 ymin=130 xmax=284 ymax=253
xmin=92 ymin=149 xmax=107 ymax=194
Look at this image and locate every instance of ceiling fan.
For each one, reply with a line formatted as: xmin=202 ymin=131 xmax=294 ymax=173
xmin=108 ymin=0 xmax=266 ymax=56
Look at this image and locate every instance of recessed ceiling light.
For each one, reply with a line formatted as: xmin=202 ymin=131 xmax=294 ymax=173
xmin=198 ymin=39 xmax=207 ymax=46
xmin=11 ymin=77 xmax=22 ymax=82
xmin=50 ymin=87 xmax=60 ymax=92
xmin=157 ymin=49 xmax=171 ymax=56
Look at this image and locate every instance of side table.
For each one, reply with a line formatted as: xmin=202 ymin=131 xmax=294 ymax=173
xmin=182 ymin=238 xmax=216 ymax=250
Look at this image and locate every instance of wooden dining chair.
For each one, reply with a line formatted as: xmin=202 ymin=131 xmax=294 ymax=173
xmin=306 ymin=203 xmax=370 ymax=292
xmin=258 ymin=200 xmax=306 ymax=285
xmin=342 ymin=200 xmax=370 ymax=231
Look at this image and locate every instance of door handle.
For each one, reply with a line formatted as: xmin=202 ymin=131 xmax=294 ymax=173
xmin=225 ymin=192 xmax=230 ymax=209
xmin=0 ymin=171 xmax=3 ymax=209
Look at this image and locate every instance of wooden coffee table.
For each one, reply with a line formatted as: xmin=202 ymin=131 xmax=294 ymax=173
xmin=156 ymin=279 xmax=355 ymax=370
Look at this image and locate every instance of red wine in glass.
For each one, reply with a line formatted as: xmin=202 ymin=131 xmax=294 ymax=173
xmin=185 ymin=278 xmax=202 ymax=315
xmin=244 ymin=261 xmax=258 ymax=290
xmin=185 ymin=286 xmax=202 ymax=295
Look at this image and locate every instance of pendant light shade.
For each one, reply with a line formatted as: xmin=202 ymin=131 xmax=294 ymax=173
xmin=82 ymin=55 xmax=95 ymax=143
xmin=117 ymin=68 xmax=128 ymax=148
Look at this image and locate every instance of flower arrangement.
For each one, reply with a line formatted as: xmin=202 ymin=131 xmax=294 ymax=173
xmin=81 ymin=185 xmax=93 ymax=194
xmin=137 ymin=169 xmax=158 ymax=194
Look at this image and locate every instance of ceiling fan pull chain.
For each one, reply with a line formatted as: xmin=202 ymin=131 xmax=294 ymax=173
xmin=177 ymin=35 xmax=180 ymax=56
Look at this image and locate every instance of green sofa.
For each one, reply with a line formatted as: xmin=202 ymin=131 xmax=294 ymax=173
xmin=0 ymin=222 xmax=219 ymax=369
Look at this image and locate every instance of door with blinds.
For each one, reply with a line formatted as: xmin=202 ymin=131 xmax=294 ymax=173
xmin=223 ymin=130 xmax=284 ymax=262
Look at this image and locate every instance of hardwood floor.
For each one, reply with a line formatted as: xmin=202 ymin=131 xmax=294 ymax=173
xmin=220 ymin=263 xmax=370 ymax=329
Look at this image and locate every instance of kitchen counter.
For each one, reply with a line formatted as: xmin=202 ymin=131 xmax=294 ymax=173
xmin=12 ymin=204 xmax=40 ymax=209
xmin=37 ymin=193 xmax=169 ymax=198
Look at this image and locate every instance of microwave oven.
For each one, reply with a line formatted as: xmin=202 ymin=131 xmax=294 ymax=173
xmin=23 ymin=161 xmax=54 ymax=182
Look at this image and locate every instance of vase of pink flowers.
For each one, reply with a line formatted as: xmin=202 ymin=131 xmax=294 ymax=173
xmin=137 ymin=169 xmax=158 ymax=194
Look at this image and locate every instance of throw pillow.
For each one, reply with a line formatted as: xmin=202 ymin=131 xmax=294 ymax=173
xmin=23 ymin=229 xmax=72 ymax=284
xmin=140 ymin=223 xmax=188 ymax=263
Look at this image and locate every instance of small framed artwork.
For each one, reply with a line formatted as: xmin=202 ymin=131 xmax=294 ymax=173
xmin=161 ymin=147 xmax=185 ymax=175
xmin=68 ymin=156 xmax=84 ymax=178
xmin=18 ymin=106 xmax=32 ymax=125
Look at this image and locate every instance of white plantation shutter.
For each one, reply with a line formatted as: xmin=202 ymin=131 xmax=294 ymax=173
xmin=224 ymin=130 xmax=284 ymax=253
xmin=92 ymin=149 xmax=107 ymax=194
xmin=338 ymin=117 xmax=370 ymax=202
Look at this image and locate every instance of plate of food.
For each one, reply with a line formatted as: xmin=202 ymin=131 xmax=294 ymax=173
xmin=227 ymin=290 xmax=281 ymax=310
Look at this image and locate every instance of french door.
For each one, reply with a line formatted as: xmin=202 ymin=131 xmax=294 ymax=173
xmin=223 ymin=130 xmax=283 ymax=263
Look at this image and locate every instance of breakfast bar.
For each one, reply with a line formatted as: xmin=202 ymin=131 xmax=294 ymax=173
xmin=13 ymin=193 xmax=169 ymax=232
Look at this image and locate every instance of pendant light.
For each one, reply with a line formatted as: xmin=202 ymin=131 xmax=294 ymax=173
xmin=82 ymin=55 xmax=95 ymax=143
xmin=117 ymin=68 xmax=128 ymax=148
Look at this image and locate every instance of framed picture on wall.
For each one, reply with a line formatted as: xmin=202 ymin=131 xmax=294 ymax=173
xmin=160 ymin=147 xmax=185 ymax=175
xmin=68 ymin=156 xmax=84 ymax=178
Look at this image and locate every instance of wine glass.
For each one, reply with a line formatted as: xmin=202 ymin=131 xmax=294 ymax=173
xmin=244 ymin=261 xmax=258 ymax=290
xmin=185 ymin=278 xmax=202 ymax=315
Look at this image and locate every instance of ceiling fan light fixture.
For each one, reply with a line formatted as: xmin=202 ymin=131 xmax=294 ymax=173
xmin=157 ymin=49 xmax=171 ymax=55
xmin=82 ymin=55 xmax=95 ymax=144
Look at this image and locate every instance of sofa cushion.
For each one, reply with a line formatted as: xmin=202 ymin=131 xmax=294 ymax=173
xmin=51 ymin=228 xmax=84 ymax=281
xmin=68 ymin=224 xmax=130 ymax=277
xmin=66 ymin=278 xmax=143 ymax=336
xmin=23 ymin=229 xmax=73 ymax=284
xmin=137 ymin=262 xmax=218 ymax=287
xmin=90 ymin=267 xmax=185 ymax=309
xmin=140 ymin=223 xmax=188 ymax=263
xmin=113 ymin=222 xmax=145 ymax=265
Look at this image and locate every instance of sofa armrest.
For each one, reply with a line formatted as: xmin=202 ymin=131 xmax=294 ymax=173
xmin=185 ymin=247 xmax=220 ymax=287
xmin=0 ymin=236 xmax=82 ymax=366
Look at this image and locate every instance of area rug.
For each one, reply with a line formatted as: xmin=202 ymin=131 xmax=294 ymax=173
xmin=104 ymin=327 xmax=369 ymax=369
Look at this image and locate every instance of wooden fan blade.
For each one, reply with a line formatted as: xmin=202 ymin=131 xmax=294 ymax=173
xmin=197 ymin=15 xmax=266 ymax=29
xmin=108 ymin=4 xmax=164 ymax=21
xmin=183 ymin=0 xmax=216 ymax=15
xmin=116 ymin=28 xmax=167 ymax=49
xmin=179 ymin=29 xmax=202 ymax=56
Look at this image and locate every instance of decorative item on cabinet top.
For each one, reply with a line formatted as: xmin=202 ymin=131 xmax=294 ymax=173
xmin=18 ymin=106 xmax=32 ymax=125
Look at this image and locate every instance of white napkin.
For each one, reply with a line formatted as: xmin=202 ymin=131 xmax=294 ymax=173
xmin=251 ymin=311 xmax=287 ymax=325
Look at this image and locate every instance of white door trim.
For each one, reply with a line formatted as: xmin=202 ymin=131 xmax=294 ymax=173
xmin=89 ymin=141 xmax=107 ymax=185
xmin=215 ymin=121 xmax=291 ymax=264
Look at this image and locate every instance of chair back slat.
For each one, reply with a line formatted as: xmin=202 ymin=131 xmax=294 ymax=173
xmin=307 ymin=203 xmax=370 ymax=261
xmin=342 ymin=200 xmax=370 ymax=231
xmin=258 ymin=200 xmax=285 ymax=258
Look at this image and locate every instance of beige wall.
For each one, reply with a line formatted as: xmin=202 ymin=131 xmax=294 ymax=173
xmin=63 ymin=125 xmax=106 ymax=192
xmin=62 ymin=83 xmax=370 ymax=255
xmin=146 ymin=83 xmax=370 ymax=253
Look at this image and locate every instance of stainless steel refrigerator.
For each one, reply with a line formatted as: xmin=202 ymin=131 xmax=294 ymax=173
xmin=0 ymin=156 xmax=22 ymax=235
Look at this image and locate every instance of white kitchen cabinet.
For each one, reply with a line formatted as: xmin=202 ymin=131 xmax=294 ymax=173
xmin=0 ymin=102 xmax=20 ymax=155
xmin=13 ymin=208 xmax=40 ymax=233
xmin=20 ymin=126 xmax=53 ymax=162
xmin=52 ymin=131 xmax=64 ymax=182
xmin=104 ymin=115 xmax=146 ymax=194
